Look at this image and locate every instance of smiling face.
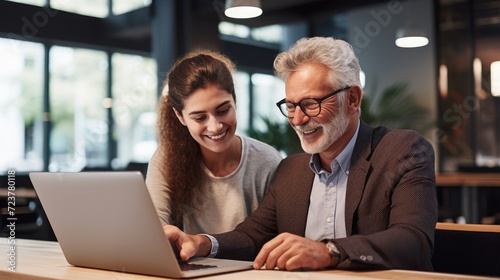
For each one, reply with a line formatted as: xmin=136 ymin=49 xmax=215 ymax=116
xmin=286 ymin=63 xmax=353 ymax=155
xmin=174 ymin=84 xmax=237 ymax=155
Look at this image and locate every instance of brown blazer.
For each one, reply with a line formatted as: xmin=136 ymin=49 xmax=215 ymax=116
xmin=213 ymin=121 xmax=438 ymax=271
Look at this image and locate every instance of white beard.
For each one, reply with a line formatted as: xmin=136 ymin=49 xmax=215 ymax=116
xmin=293 ymin=107 xmax=349 ymax=154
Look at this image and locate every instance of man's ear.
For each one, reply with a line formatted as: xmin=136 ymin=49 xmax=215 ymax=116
xmin=347 ymin=86 xmax=362 ymax=114
xmin=173 ymin=108 xmax=187 ymax=126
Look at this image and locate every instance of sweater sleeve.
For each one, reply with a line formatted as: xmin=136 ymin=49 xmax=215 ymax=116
xmin=145 ymin=147 xmax=171 ymax=226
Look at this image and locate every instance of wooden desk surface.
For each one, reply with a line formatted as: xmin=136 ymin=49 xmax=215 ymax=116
xmin=0 ymin=188 xmax=37 ymax=198
xmin=436 ymin=173 xmax=500 ymax=187
xmin=436 ymin=222 xmax=500 ymax=233
xmin=1 ymin=238 xmax=496 ymax=280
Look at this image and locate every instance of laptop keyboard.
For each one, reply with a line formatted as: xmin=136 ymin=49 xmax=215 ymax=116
xmin=179 ymin=261 xmax=218 ymax=271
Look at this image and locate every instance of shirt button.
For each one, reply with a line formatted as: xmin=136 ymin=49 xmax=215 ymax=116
xmin=328 ymin=183 xmax=334 ymax=187
xmin=360 ymin=255 xmax=367 ymax=261
xmin=326 ymin=217 xmax=332 ymax=223
xmin=367 ymin=255 xmax=373 ymax=261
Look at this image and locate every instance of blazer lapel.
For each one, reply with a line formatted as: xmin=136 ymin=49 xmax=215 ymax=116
xmin=274 ymin=153 xmax=314 ymax=237
xmin=290 ymin=156 xmax=315 ymax=236
xmin=344 ymin=122 xmax=374 ymax=236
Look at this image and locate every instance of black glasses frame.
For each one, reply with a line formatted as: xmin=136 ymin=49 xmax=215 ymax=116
xmin=276 ymin=86 xmax=351 ymax=118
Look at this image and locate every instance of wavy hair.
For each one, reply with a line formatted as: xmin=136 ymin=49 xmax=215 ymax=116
xmin=157 ymin=50 xmax=236 ymax=223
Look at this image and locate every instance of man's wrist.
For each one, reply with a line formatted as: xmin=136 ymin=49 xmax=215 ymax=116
xmin=198 ymin=234 xmax=219 ymax=257
xmin=322 ymin=240 xmax=341 ymax=268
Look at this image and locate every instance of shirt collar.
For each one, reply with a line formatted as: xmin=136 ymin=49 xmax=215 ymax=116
xmin=309 ymin=120 xmax=360 ymax=175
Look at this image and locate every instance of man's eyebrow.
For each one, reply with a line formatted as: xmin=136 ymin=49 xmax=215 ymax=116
xmin=188 ymin=100 xmax=231 ymax=116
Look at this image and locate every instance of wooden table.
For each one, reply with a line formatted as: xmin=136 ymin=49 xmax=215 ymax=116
xmin=0 ymin=188 xmax=37 ymax=198
xmin=436 ymin=173 xmax=500 ymax=187
xmin=1 ymin=238 xmax=496 ymax=280
xmin=436 ymin=222 xmax=500 ymax=232
xmin=436 ymin=173 xmax=500 ymax=224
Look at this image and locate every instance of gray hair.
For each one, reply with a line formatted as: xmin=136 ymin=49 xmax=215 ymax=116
xmin=274 ymin=37 xmax=363 ymax=113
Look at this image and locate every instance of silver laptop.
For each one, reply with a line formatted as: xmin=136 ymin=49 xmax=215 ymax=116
xmin=29 ymin=171 xmax=253 ymax=278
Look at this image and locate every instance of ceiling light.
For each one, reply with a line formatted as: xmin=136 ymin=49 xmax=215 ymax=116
xmin=395 ymin=27 xmax=429 ymax=48
xmin=395 ymin=1 xmax=429 ymax=48
xmin=225 ymin=0 xmax=262 ymax=19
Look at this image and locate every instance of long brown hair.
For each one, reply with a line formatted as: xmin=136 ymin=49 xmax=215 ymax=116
xmin=157 ymin=50 xmax=236 ymax=224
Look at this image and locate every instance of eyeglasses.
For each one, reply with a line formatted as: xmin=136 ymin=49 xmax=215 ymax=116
xmin=276 ymin=86 xmax=351 ymax=118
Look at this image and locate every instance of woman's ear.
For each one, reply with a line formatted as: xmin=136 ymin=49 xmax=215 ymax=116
xmin=173 ymin=108 xmax=187 ymax=126
xmin=347 ymin=86 xmax=362 ymax=114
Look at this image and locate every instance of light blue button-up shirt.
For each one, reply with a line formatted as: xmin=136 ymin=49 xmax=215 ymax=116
xmin=305 ymin=120 xmax=360 ymax=241
xmin=205 ymin=121 xmax=361 ymax=256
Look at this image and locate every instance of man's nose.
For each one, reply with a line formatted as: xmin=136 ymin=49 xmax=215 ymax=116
xmin=290 ymin=107 xmax=309 ymax=126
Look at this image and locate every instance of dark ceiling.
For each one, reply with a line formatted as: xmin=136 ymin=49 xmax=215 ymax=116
xmin=2 ymin=0 xmax=498 ymax=56
xmin=191 ymin=0 xmax=389 ymax=27
xmin=0 ymin=0 xmax=389 ymax=53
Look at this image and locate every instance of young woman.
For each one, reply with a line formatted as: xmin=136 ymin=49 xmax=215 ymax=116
xmin=146 ymin=50 xmax=282 ymax=234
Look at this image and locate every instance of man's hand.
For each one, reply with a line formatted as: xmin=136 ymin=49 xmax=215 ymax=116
xmin=162 ymin=225 xmax=212 ymax=260
xmin=253 ymin=233 xmax=332 ymax=271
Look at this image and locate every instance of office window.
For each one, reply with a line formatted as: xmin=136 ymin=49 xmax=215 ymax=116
xmin=51 ymin=0 xmax=108 ymax=18
xmin=219 ymin=22 xmax=251 ymax=39
xmin=49 ymin=46 xmax=108 ymax=171
xmin=0 ymin=38 xmax=44 ymax=173
xmin=251 ymin=73 xmax=286 ymax=131
xmin=112 ymin=0 xmax=152 ymax=15
xmin=232 ymin=71 xmax=291 ymax=153
xmin=247 ymin=73 xmax=297 ymax=155
xmin=233 ymin=72 xmax=286 ymax=134
xmin=251 ymin=25 xmax=283 ymax=44
xmin=234 ymin=71 xmax=250 ymax=134
xmin=111 ymin=53 xmax=157 ymax=167
xmin=6 ymin=0 xmax=46 ymax=6
xmin=219 ymin=22 xmax=283 ymax=44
